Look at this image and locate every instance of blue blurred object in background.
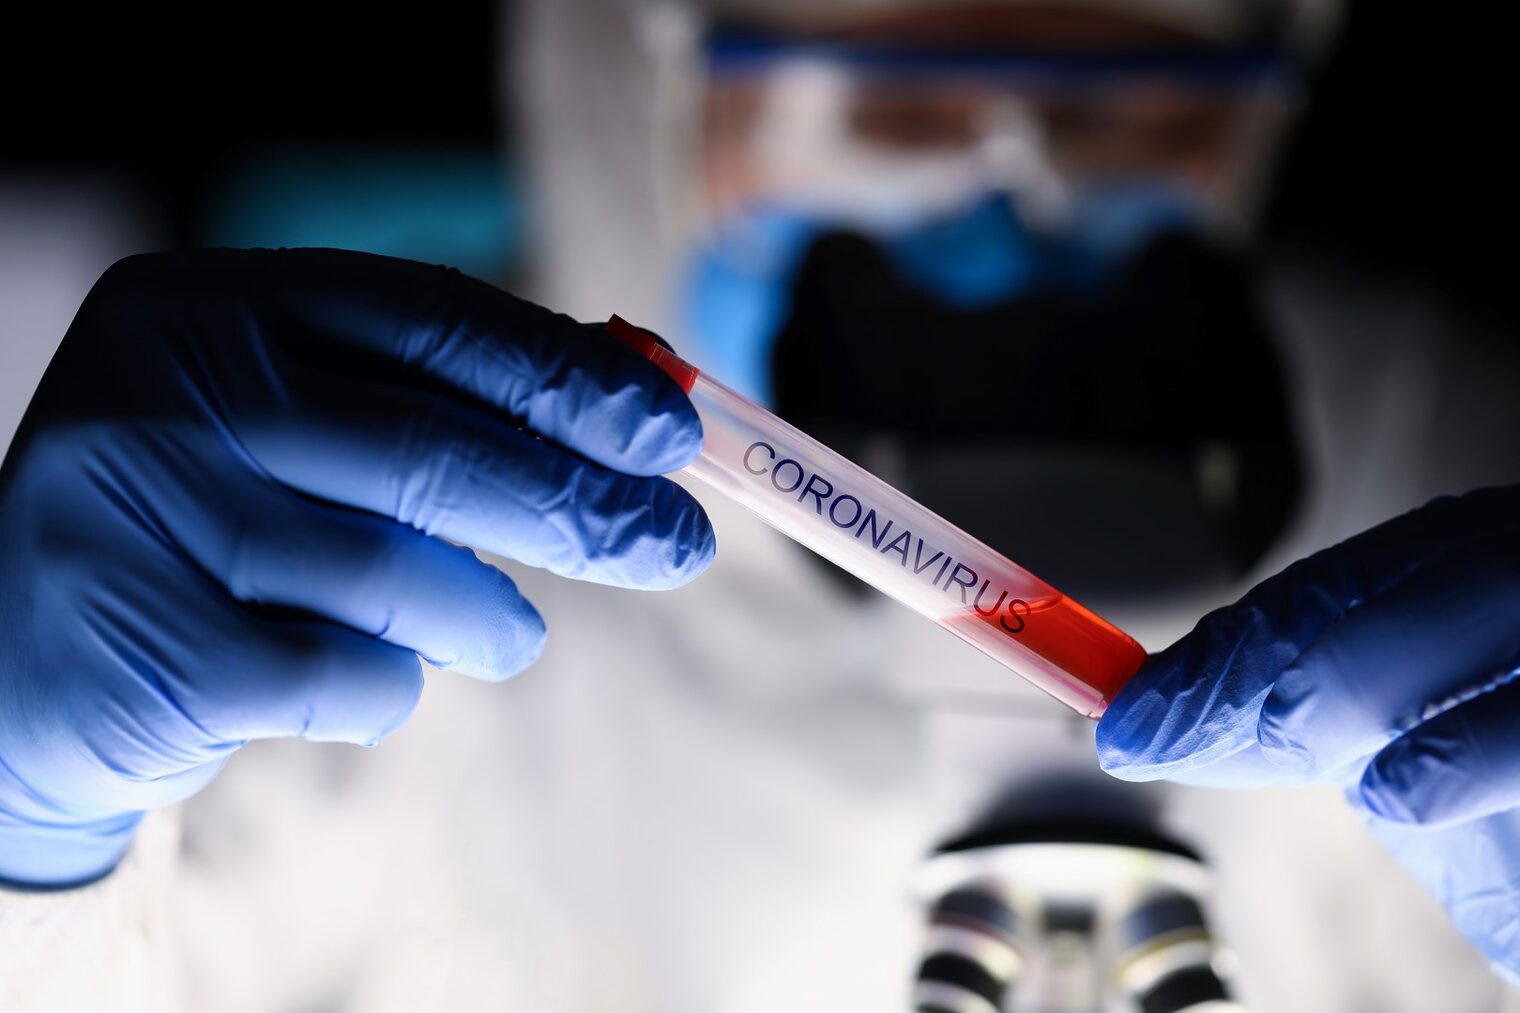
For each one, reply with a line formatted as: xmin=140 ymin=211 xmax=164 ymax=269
xmin=201 ymin=148 xmax=523 ymax=281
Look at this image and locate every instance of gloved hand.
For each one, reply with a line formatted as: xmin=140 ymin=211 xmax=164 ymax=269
xmin=1097 ymin=486 xmax=1520 ymax=980
xmin=0 ymin=249 xmax=713 ymax=887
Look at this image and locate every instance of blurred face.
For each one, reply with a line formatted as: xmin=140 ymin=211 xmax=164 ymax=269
xmin=674 ymin=6 xmax=1303 ymax=600
xmin=697 ymin=4 xmax=1289 ymax=228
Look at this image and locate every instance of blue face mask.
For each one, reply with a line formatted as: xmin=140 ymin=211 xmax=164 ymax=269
xmin=678 ymin=182 xmax=1201 ymax=405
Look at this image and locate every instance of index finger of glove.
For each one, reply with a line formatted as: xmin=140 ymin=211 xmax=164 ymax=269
xmin=1258 ymin=539 xmax=1520 ymax=778
xmin=1098 ymin=488 xmax=1520 ymax=782
xmin=136 ymin=248 xmax=704 ymax=477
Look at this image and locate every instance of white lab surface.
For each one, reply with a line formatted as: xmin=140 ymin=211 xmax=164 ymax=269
xmin=5 ymin=5 xmax=1520 ymax=1007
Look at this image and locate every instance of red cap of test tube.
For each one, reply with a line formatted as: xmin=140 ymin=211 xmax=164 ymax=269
xmin=606 ymin=315 xmax=699 ymax=395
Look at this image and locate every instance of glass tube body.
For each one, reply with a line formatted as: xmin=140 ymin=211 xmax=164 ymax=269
xmin=683 ymin=372 xmax=1145 ymax=718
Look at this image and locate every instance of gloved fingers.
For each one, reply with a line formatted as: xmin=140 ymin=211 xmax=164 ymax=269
xmin=1098 ymin=488 xmax=1520 ymax=782
xmin=240 ymin=377 xmax=715 ymax=590
xmin=1096 ymin=603 xmax=1283 ymax=781
xmin=1362 ymin=806 xmax=1520 ymax=980
xmin=1258 ymin=539 xmax=1520 ymax=778
xmin=1360 ymin=674 xmax=1520 ymax=826
xmin=247 ymin=248 xmax=703 ymax=476
xmin=222 ymin=496 xmax=546 ymax=682
xmin=192 ymin=615 xmax=425 ymax=747
xmin=1099 ymin=533 xmax=1424 ymax=781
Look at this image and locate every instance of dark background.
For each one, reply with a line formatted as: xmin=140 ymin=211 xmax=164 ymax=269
xmin=4 ymin=1 xmax=1515 ymax=331
xmin=2 ymin=3 xmax=504 ymax=246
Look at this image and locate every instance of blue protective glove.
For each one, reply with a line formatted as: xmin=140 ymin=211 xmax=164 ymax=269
xmin=0 ymin=249 xmax=714 ymax=887
xmin=1097 ymin=486 xmax=1520 ymax=979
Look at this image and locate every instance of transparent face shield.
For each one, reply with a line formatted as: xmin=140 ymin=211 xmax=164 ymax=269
xmin=647 ymin=9 xmax=1300 ymax=414
xmin=680 ymin=16 xmax=1297 ymax=246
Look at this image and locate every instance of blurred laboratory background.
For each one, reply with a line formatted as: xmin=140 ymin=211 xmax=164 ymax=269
xmin=5 ymin=1 xmax=1520 ymax=1011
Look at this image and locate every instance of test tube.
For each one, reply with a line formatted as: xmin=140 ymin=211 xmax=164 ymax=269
xmin=607 ymin=316 xmax=1146 ymax=718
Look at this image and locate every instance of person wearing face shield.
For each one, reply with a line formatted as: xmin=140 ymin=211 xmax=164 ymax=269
xmin=5 ymin=3 xmax=1520 ymax=1013
xmin=675 ymin=5 xmax=1520 ymax=996
xmin=522 ymin=0 xmax=1520 ymax=1005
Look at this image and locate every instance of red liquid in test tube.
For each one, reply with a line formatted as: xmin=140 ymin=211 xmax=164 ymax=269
xmin=943 ymin=596 xmax=1146 ymax=711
